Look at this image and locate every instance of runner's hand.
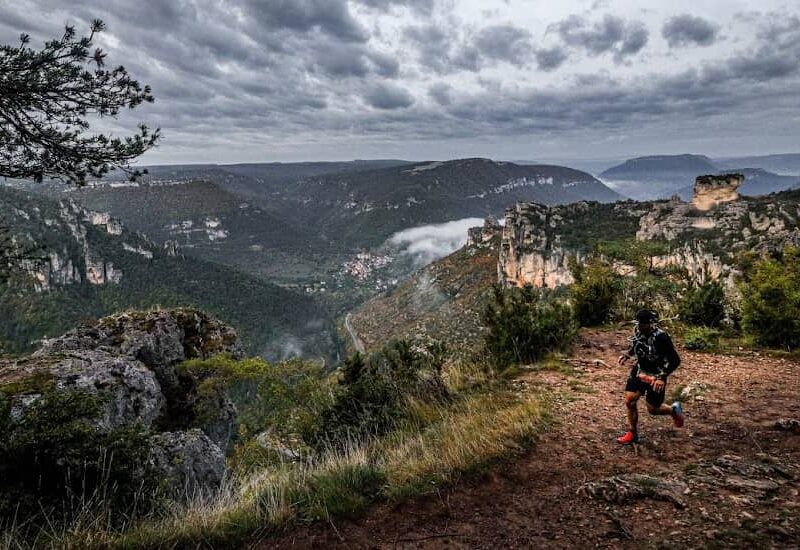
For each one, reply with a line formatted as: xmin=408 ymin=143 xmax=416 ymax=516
xmin=653 ymin=379 xmax=665 ymax=393
xmin=637 ymin=374 xmax=656 ymax=385
xmin=618 ymin=354 xmax=629 ymax=366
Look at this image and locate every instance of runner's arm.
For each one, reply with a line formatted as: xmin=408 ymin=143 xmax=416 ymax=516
xmin=655 ymin=333 xmax=680 ymax=379
xmin=618 ymin=341 xmax=636 ymax=365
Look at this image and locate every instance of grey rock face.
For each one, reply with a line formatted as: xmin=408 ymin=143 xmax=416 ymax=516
xmin=36 ymin=309 xmax=242 ymax=445
xmin=148 ymin=429 xmax=226 ymax=499
xmin=37 ymin=308 xmax=243 ymax=366
xmin=1 ymin=308 xmax=243 ymax=504
xmin=1 ymin=350 xmax=164 ymax=430
xmin=201 ymin=396 xmax=239 ymax=450
xmin=499 ymin=190 xmax=800 ymax=289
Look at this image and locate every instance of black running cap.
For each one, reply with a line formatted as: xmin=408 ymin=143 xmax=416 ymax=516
xmin=636 ymin=309 xmax=658 ymax=324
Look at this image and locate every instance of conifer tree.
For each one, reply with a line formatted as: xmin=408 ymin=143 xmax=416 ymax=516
xmin=0 ymin=19 xmax=159 ymax=185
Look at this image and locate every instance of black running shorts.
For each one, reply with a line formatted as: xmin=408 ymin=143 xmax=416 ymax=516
xmin=625 ymin=372 xmax=666 ymax=407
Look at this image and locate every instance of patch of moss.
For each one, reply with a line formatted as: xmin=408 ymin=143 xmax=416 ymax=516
xmin=173 ymin=309 xmax=234 ymax=358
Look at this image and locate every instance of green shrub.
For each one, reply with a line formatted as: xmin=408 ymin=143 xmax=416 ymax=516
xmin=678 ymin=281 xmax=726 ymax=327
xmin=684 ymin=327 xmax=721 ymax=351
xmin=482 ymin=285 xmax=577 ymax=368
xmin=313 ymin=340 xmax=449 ymax=448
xmin=570 ymin=256 xmax=622 ymax=326
xmin=293 ymin=462 xmax=386 ymax=521
xmin=177 ymin=355 xmax=332 ymax=445
xmin=597 ymin=239 xmax=670 ymax=275
xmin=616 ymin=275 xmax=681 ymax=322
xmin=741 ymin=247 xmax=800 ymax=349
xmin=0 ymin=389 xmax=156 ymax=526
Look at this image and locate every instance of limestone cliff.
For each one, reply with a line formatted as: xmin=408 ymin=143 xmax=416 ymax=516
xmin=692 ymin=174 xmax=744 ymax=211
xmin=1 ymin=191 xmax=159 ymax=291
xmin=498 ymin=176 xmax=800 ymax=288
xmin=499 ymin=201 xmax=639 ymax=288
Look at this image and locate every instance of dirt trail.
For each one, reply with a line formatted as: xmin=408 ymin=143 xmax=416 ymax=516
xmin=260 ymin=329 xmax=800 ymax=549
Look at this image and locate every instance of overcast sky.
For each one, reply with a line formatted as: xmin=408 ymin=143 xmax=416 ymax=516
xmin=2 ymin=1 xmax=799 ymax=164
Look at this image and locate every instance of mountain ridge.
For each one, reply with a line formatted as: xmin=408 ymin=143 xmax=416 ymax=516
xmin=600 ymin=154 xmax=800 ymax=200
xmin=0 ymin=186 xmax=337 ymax=360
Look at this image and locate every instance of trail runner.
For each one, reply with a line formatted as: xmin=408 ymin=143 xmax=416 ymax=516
xmin=616 ymin=309 xmax=685 ymax=445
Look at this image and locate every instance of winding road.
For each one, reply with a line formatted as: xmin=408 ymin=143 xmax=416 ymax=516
xmin=344 ymin=313 xmax=366 ymax=354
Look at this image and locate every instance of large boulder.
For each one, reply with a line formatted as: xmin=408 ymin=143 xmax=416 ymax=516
xmin=0 ymin=308 xmax=242 ymax=519
xmin=35 ymin=308 xmax=242 ymax=445
xmin=36 ymin=308 xmax=243 ymax=370
xmin=147 ymin=430 xmax=226 ymax=499
xmin=0 ymin=350 xmax=163 ymax=430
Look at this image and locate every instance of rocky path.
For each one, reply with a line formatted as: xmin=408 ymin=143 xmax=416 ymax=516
xmin=260 ymin=329 xmax=800 ymax=549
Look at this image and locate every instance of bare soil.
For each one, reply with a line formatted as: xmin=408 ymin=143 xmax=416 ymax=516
xmin=258 ymin=329 xmax=800 ymax=549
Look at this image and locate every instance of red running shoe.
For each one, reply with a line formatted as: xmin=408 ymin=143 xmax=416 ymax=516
xmin=616 ymin=430 xmax=638 ymax=445
xmin=671 ymin=401 xmax=685 ymax=428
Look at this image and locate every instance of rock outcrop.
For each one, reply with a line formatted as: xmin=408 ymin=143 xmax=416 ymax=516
xmin=467 ymin=217 xmax=502 ymax=249
xmin=499 ymin=202 xmax=626 ymax=288
xmin=1 ymin=308 xmax=242 ymax=502
xmin=148 ymin=429 xmax=227 ymax=499
xmin=498 ymin=176 xmax=800 ymax=289
xmin=692 ymin=173 xmax=744 ymax=211
xmin=5 ymin=195 xmax=159 ymax=292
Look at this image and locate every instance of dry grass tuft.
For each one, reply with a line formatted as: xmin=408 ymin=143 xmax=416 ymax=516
xmin=8 ymin=362 xmax=552 ymax=549
xmin=382 ymin=391 xmax=549 ymax=499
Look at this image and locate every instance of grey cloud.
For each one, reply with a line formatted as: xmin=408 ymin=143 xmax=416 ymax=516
xmin=3 ymin=0 xmax=800 ymax=161
xmin=365 ymin=83 xmax=415 ymax=109
xmin=554 ymin=14 xmax=649 ymax=62
xmin=404 ymin=23 xmax=533 ymax=73
xmin=535 ymin=46 xmax=569 ymax=71
xmin=403 ymin=24 xmax=453 ymax=73
xmin=367 ymin=50 xmax=401 ymax=77
xmin=245 ymin=0 xmax=369 ymax=43
xmin=617 ymin=21 xmax=649 ymax=62
xmin=555 ymin=15 xmax=623 ymax=54
xmin=450 ymin=44 xmax=482 ymax=72
xmin=473 ymin=25 xmax=533 ymax=67
xmin=428 ymin=83 xmax=453 ymax=105
xmin=305 ymin=42 xmax=397 ymax=80
xmin=662 ymin=14 xmax=719 ymax=48
xmin=0 ymin=4 xmax=49 ymax=34
xmin=755 ymin=14 xmax=800 ymax=45
xmin=725 ymin=46 xmax=799 ymax=81
xmin=356 ymin=0 xmax=435 ymax=15
xmin=312 ymin=43 xmax=370 ymax=77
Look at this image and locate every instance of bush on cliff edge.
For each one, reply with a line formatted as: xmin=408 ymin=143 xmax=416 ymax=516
xmin=570 ymin=256 xmax=623 ymax=326
xmin=0 ymin=388 xmax=158 ymax=525
xmin=482 ymin=284 xmax=577 ymax=368
xmin=741 ymin=247 xmax=800 ymax=349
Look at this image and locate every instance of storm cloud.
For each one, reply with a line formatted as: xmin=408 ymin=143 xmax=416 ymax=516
xmin=1 ymin=2 xmax=798 ymax=163
xmin=662 ymin=14 xmax=719 ymax=48
xmin=553 ymin=14 xmax=649 ymax=63
xmin=357 ymin=0 xmax=435 ymax=15
xmin=365 ymin=83 xmax=415 ymax=109
xmin=403 ymin=22 xmax=533 ymax=73
xmin=535 ymin=46 xmax=569 ymax=71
